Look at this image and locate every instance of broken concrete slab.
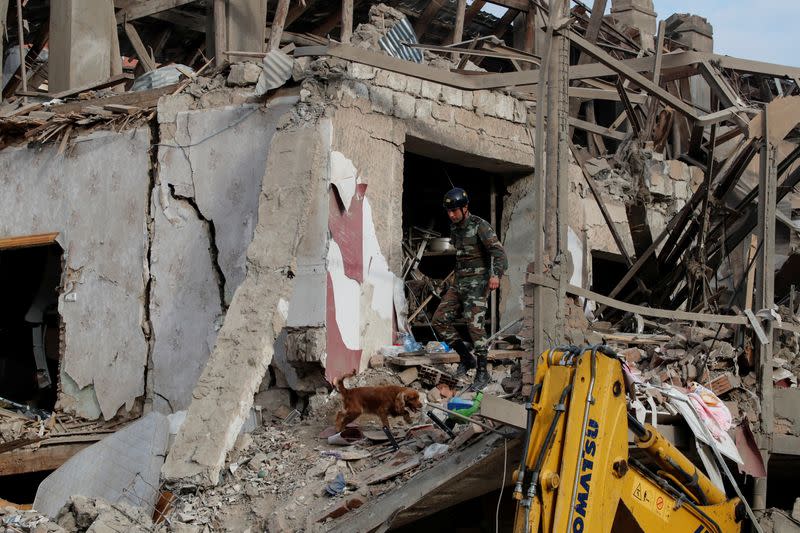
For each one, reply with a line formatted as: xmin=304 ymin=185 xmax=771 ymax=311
xmin=161 ymin=121 xmax=328 ymax=485
xmin=34 ymin=412 xmax=169 ymax=519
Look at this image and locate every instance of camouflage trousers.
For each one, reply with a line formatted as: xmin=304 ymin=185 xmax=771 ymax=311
xmin=432 ymin=282 xmax=490 ymax=356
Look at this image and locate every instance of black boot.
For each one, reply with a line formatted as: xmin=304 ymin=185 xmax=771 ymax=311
xmin=451 ymin=340 xmax=476 ymax=377
xmin=470 ymin=355 xmax=491 ymax=391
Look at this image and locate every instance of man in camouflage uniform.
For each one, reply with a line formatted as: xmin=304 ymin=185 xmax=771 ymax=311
xmin=432 ymin=187 xmax=508 ymax=390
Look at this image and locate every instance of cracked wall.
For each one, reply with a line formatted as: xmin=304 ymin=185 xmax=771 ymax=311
xmin=152 ymin=101 xmax=294 ymax=413
xmin=0 ymin=129 xmax=151 ymax=420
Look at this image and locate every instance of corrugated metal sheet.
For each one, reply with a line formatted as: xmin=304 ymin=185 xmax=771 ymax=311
xmin=379 ymin=17 xmax=424 ymax=63
xmin=256 ymin=50 xmax=294 ymax=94
xmin=131 ymin=64 xmax=193 ymax=92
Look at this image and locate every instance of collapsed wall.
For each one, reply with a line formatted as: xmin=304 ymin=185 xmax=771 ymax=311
xmin=0 ymin=128 xmax=151 ymax=420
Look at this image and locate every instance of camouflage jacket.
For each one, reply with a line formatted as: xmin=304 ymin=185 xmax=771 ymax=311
xmin=450 ymin=213 xmax=508 ymax=283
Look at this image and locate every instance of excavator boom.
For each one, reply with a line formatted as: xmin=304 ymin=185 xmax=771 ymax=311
xmin=512 ymin=346 xmax=743 ymax=533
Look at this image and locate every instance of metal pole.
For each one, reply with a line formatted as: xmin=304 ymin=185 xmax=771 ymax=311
xmin=16 ymin=0 xmax=26 ymax=92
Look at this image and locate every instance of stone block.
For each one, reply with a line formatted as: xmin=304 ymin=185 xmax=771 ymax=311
xmin=385 ymin=72 xmax=408 ymax=92
xmin=415 ymin=99 xmax=433 ymax=121
xmin=227 ymin=62 xmax=262 ymax=86
xmin=495 ymin=94 xmax=515 ymax=121
xmin=666 ymin=159 xmax=690 ymax=181
xmin=393 ymin=92 xmax=416 ymax=119
xmin=462 ymin=91 xmax=474 ymax=110
xmin=420 ymin=80 xmax=442 ymax=100
xmin=473 ymin=90 xmax=495 ymax=117
xmin=513 ymin=100 xmax=527 ymax=123
xmin=369 ymin=354 xmax=385 ymax=368
xmin=348 ymin=62 xmax=376 ymax=80
xmin=453 ymin=108 xmax=480 ymax=130
xmin=398 ymin=367 xmax=418 ymax=385
xmin=431 ymin=103 xmax=454 ymax=123
xmin=441 ymin=86 xmax=463 ymax=107
xmin=369 ymin=85 xmax=395 ymax=115
xmin=405 ymin=77 xmax=422 ymax=97
xmin=341 ymin=79 xmax=370 ymax=101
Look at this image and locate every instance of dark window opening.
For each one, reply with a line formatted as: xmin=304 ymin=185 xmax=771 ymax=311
xmin=402 ymin=150 xmax=508 ymax=345
xmin=591 ymin=250 xmax=638 ymax=299
xmin=0 ymin=470 xmax=53 ymax=505
xmin=0 ymin=241 xmax=63 ymax=412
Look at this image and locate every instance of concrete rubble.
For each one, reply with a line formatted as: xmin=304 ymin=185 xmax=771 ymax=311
xmin=0 ymin=0 xmax=798 ymax=531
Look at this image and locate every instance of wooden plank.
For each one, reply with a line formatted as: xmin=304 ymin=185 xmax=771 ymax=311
xmin=286 ymin=0 xmax=314 ymax=28
xmin=568 ymin=117 xmax=627 ymax=141
xmin=480 ymin=395 xmax=526 ymax=429
xmin=340 ymin=0 xmax=354 ymax=43
xmin=213 ymin=0 xmax=226 ymax=66
xmin=569 ymin=87 xmax=647 ymax=104
xmin=103 ymin=103 xmax=140 ymax=115
xmin=745 ymin=234 xmax=758 ymax=311
xmin=485 ymin=0 xmax=527 ymax=10
xmin=414 ymin=0 xmax=445 ymax=38
xmin=523 ymin=6 xmax=535 ymax=57
xmin=615 ymin=77 xmax=642 ymax=137
xmin=652 ymin=20 xmax=665 ymax=85
xmin=269 ymin=0 xmax=290 ymax=52
xmin=600 ymin=333 xmax=672 ymax=345
xmin=756 ymin=110 xmax=777 ymax=437
xmin=149 ymin=8 xmax=205 ymax=31
xmin=559 ymin=283 xmax=748 ymax=325
xmin=388 ymin=349 xmax=526 ymax=367
xmin=0 ymin=443 xmax=90 ymax=475
xmin=0 ymin=232 xmax=59 ymax=250
xmin=124 ymin=22 xmax=157 ymax=71
xmin=451 ymin=0 xmax=466 ymax=61
xmin=566 ymin=30 xmax=700 ymax=121
xmin=448 ymin=0 xmax=484 ymax=44
xmin=48 ymin=83 xmax=178 ymax=114
xmin=226 ymin=0 xmax=267 ymax=54
xmin=115 ymin=0 xmax=197 ymax=23
xmin=45 ymin=73 xmax=134 ymax=100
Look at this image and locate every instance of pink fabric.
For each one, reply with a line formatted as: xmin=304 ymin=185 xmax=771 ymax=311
xmin=687 ymin=382 xmax=732 ymax=440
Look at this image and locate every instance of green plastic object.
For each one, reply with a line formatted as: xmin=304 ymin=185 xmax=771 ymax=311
xmin=448 ymin=392 xmax=483 ymax=424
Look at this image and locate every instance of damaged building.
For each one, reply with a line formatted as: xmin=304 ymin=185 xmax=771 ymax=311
xmin=0 ymin=0 xmax=799 ymax=531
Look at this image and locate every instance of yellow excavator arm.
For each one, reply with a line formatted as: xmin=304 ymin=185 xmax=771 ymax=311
xmin=512 ymin=346 xmax=745 ymax=533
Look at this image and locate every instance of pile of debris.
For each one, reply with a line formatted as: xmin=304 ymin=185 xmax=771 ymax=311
xmin=160 ymin=368 xmax=507 ymax=532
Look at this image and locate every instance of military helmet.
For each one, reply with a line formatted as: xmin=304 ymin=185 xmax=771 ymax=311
xmin=443 ymin=187 xmax=469 ymax=209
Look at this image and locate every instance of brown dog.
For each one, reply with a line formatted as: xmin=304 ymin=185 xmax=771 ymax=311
xmin=335 ymin=378 xmax=423 ymax=432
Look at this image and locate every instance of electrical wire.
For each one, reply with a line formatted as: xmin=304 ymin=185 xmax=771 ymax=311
xmin=496 ymin=438 xmax=508 ymax=533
